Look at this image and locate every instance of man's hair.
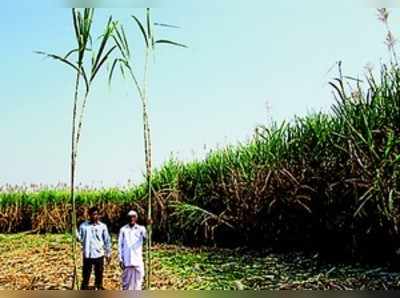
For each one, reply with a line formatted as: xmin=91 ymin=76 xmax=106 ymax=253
xmin=88 ymin=206 xmax=99 ymax=215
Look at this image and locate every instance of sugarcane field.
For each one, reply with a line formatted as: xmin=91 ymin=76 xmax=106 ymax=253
xmin=2 ymin=3 xmax=400 ymax=291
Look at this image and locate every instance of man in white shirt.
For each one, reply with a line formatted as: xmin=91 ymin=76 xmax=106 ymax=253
xmin=118 ymin=210 xmax=147 ymax=290
xmin=77 ymin=207 xmax=112 ymax=290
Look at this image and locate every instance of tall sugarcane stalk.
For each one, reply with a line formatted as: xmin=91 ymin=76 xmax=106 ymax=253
xmin=70 ymin=87 xmax=92 ymax=289
xmin=109 ymin=8 xmax=186 ymax=289
xmin=143 ymin=45 xmax=153 ymax=289
xmin=70 ymin=71 xmax=80 ymax=289
xmin=36 ymin=8 xmax=116 ymax=289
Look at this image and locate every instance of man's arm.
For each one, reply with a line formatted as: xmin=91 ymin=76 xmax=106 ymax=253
xmin=118 ymin=229 xmax=125 ymax=269
xmin=76 ymin=222 xmax=83 ymax=243
xmin=142 ymin=226 xmax=148 ymax=240
xmin=103 ymin=225 xmax=112 ymax=258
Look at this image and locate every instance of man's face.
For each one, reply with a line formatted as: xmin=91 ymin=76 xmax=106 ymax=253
xmin=89 ymin=211 xmax=99 ymax=222
xmin=128 ymin=214 xmax=137 ymax=225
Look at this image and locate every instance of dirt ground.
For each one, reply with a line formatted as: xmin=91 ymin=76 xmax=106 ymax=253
xmin=1 ymin=233 xmax=400 ymax=290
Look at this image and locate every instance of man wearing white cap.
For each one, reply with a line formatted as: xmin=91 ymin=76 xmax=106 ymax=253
xmin=118 ymin=210 xmax=148 ymax=290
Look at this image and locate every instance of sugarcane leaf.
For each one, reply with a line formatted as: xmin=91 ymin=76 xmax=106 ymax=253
xmin=114 ymin=24 xmax=124 ymax=48
xmin=76 ymin=11 xmax=85 ymax=63
xmin=83 ymin=9 xmax=94 ymax=48
xmin=344 ymin=116 xmax=379 ymax=160
xmin=91 ymin=45 xmax=117 ymax=82
xmin=296 ymin=200 xmax=312 ymax=214
xmin=120 ymin=25 xmax=131 ymax=58
xmin=72 ymin=9 xmax=80 ymax=47
xmin=113 ymin=25 xmax=130 ymax=61
xmin=343 ymin=75 xmax=363 ymax=83
xmin=155 ymin=39 xmax=188 ymax=48
xmin=108 ymin=58 xmax=121 ymax=86
xmin=329 ymin=81 xmax=346 ymax=101
xmin=92 ymin=16 xmax=114 ymax=76
xmin=353 ymin=187 xmax=375 ymax=217
xmin=131 ymin=15 xmax=148 ymax=48
xmin=35 ymin=51 xmax=80 ymax=73
xmin=64 ymin=48 xmax=92 ymax=60
xmin=120 ymin=61 xmax=126 ymax=80
xmin=146 ymin=8 xmax=152 ymax=44
xmin=112 ymin=34 xmax=124 ymax=56
xmin=154 ymin=22 xmax=180 ymax=28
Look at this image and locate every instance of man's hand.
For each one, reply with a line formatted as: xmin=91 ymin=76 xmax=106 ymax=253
xmin=119 ymin=261 xmax=125 ymax=270
xmin=146 ymin=218 xmax=153 ymax=225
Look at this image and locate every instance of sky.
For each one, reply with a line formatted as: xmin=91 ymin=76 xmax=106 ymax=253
xmin=0 ymin=1 xmax=397 ymax=187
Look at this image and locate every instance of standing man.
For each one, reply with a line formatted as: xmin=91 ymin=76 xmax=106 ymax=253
xmin=118 ymin=210 xmax=148 ymax=290
xmin=77 ymin=207 xmax=112 ymax=290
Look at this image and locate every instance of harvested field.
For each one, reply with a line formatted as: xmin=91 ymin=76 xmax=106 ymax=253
xmin=1 ymin=234 xmax=400 ymax=290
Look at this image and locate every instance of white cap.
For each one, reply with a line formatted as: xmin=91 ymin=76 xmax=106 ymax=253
xmin=127 ymin=210 xmax=138 ymax=217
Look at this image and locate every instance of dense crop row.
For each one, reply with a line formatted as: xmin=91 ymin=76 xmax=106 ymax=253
xmin=1 ymin=63 xmax=400 ymax=262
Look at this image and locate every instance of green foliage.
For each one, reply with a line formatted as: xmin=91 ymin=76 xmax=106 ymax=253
xmin=1 ymin=62 xmax=400 ymax=261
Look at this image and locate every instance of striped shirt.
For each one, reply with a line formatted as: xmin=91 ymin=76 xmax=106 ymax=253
xmin=77 ymin=221 xmax=112 ymax=259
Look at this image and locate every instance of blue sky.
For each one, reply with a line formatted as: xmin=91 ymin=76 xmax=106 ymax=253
xmin=0 ymin=2 xmax=396 ymax=186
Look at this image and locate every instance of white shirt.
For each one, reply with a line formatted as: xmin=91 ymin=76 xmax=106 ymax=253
xmin=77 ymin=221 xmax=112 ymax=259
xmin=118 ymin=224 xmax=147 ymax=267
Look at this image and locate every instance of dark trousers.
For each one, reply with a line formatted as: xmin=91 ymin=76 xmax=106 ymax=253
xmin=81 ymin=257 xmax=104 ymax=290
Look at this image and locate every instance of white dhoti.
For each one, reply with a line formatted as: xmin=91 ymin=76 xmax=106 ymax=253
xmin=122 ymin=266 xmax=144 ymax=290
